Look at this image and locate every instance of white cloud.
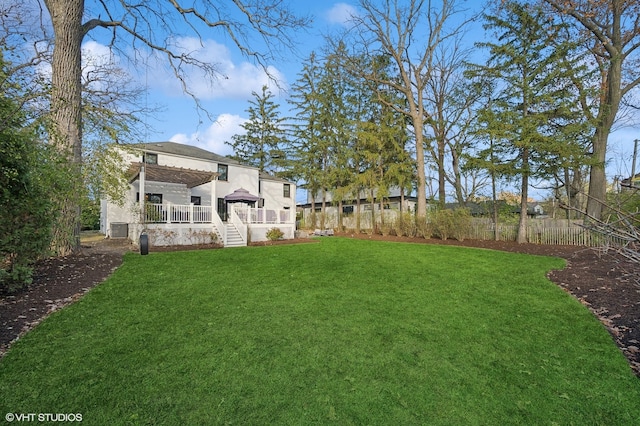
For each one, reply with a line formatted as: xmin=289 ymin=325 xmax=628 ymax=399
xmin=82 ymin=41 xmax=114 ymax=65
xmin=326 ymin=3 xmax=358 ymax=26
xmin=36 ymin=40 xmax=121 ymax=87
xmin=148 ymin=37 xmax=286 ymax=100
xmin=169 ymin=113 xmax=247 ymax=156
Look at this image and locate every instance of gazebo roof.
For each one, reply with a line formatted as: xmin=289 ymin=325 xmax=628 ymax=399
xmin=224 ymin=188 xmax=259 ymax=203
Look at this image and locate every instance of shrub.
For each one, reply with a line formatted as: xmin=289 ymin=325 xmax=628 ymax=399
xmin=431 ymin=209 xmax=455 ymax=240
xmin=394 ymin=212 xmax=417 ymax=237
xmin=266 ymin=227 xmax=284 ymax=241
xmin=0 ymin=71 xmax=58 ymax=293
xmin=415 ymin=216 xmax=433 ymax=239
xmin=80 ymin=197 xmax=101 ymax=230
xmin=429 ymin=208 xmax=472 ymax=241
xmin=452 ymin=208 xmax=472 ymax=241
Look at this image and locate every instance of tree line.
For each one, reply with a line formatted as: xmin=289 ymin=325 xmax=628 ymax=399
xmin=226 ymin=1 xmax=639 ymax=243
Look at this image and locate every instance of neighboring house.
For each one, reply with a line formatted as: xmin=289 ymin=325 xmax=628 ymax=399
xmin=100 ymin=142 xmax=296 ymax=247
xmin=445 ymin=201 xmax=544 ymax=217
xmin=529 ymin=202 xmax=545 ymax=217
xmin=297 ymin=186 xmax=418 ymax=229
xmin=621 ymin=173 xmax=640 ymax=190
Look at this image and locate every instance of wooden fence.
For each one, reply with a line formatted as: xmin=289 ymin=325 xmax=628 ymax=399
xmin=466 ymin=222 xmax=594 ymax=246
xmin=305 ymin=211 xmax=609 ymax=247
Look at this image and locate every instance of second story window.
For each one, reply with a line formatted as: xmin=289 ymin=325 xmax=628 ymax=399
xmin=218 ymin=164 xmax=228 ymax=181
xmin=283 ymin=183 xmax=291 ymax=198
xmin=144 ymin=153 xmax=158 ymax=164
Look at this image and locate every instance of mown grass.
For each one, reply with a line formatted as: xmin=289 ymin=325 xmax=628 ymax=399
xmin=1 ymin=238 xmax=639 ymax=424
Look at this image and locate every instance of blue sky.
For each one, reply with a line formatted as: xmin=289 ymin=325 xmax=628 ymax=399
xmin=100 ymin=3 xmax=359 ymax=157
xmin=79 ymin=1 xmax=639 ymax=200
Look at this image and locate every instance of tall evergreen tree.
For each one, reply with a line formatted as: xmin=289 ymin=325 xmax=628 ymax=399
xmin=467 ymin=1 xmax=590 ymax=243
xmin=350 ymin=54 xmax=413 ymax=230
xmin=287 ymin=52 xmax=326 ymax=228
xmin=317 ymin=43 xmax=356 ymax=230
xmin=226 ymin=85 xmax=286 ymax=174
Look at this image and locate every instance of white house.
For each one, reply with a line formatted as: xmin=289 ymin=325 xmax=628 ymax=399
xmin=100 ymin=142 xmax=296 ymax=247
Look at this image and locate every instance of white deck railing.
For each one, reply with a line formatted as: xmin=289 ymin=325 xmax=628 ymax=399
xmin=144 ymin=203 xmax=213 ymax=224
xmin=232 ymin=206 xmax=294 ymax=224
xmin=144 ymin=203 xmax=294 ymax=225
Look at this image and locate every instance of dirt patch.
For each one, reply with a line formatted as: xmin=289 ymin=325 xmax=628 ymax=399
xmin=1 ymin=233 xmax=638 ymax=378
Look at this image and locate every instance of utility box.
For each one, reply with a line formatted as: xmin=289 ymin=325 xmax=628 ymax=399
xmin=111 ymin=222 xmax=128 ymax=239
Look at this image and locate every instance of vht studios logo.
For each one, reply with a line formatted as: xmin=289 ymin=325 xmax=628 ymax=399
xmin=5 ymin=413 xmax=83 ymax=422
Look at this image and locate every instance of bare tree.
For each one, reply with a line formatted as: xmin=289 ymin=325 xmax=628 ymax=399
xmin=346 ymin=0 xmax=473 ymax=218
xmin=543 ymin=0 xmax=640 ymax=221
xmin=34 ymin=0 xmax=309 ymax=254
xmin=424 ymin=35 xmax=482 ymax=206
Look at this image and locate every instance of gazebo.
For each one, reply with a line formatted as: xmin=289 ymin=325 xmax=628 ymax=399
xmin=224 ymin=188 xmax=259 ymax=206
xmin=222 ymin=188 xmax=260 ymax=221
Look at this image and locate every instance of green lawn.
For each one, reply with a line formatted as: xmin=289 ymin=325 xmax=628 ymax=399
xmin=1 ymin=238 xmax=639 ymax=424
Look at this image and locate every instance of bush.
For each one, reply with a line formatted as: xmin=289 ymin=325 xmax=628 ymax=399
xmin=393 ymin=212 xmax=417 ymax=237
xmin=430 ymin=209 xmax=455 ymax=240
xmin=266 ymin=227 xmax=284 ymax=241
xmin=0 ymin=66 xmax=58 ymax=293
xmin=452 ymin=208 xmax=472 ymax=241
xmin=0 ymin=143 xmax=57 ymax=293
xmin=415 ymin=216 xmax=433 ymax=239
xmin=429 ymin=208 xmax=472 ymax=241
xmin=80 ymin=197 xmax=101 ymax=230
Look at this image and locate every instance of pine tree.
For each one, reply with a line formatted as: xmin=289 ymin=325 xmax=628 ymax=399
xmin=349 ymin=55 xmax=413 ymax=230
xmin=226 ymin=85 xmax=286 ymax=174
xmin=287 ymin=52 xmax=326 ymax=228
xmin=467 ymin=1 xmax=590 ymax=243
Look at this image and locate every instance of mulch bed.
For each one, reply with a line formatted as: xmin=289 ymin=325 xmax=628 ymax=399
xmin=1 ymin=234 xmax=638 ymax=378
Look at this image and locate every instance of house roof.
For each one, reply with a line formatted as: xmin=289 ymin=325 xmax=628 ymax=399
xmin=127 ymin=163 xmax=218 ymax=188
xmin=621 ymin=173 xmax=640 ymax=189
xmin=259 ymin=171 xmax=294 ymax=184
xmin=130 ymin=142 xmax=241 ymax=165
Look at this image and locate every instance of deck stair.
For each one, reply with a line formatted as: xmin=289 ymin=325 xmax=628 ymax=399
xmin=225 ymin=223 xmax=246 ymax=247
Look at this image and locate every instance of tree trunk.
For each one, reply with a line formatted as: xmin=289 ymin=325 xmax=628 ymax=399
xmin=517 ymin=179 xmax=528 ymax=244
xmin=451 ymin=146 xmax=465 ymax=205
xmin=585 ymin=54 xmax=622 ymax=221
xmin=356 ymin=196 xmax=361 ymax=233
xmin=320 ymin=188 xmax=327 ymax=229
xmin=413 ymin=117 xmax=428 ymax=218
xmin=585 ymin=128 xmax=610 ymax=221
xmin=517 ymin=149 xmax=529 ymax=244
xmin=436 ymin=133 xmax=446 ymax=208
xmin=370 ymin=189 xmax=375 ymax=234
xmin=44 ymin=0 xmax=84 ymax=255
xmin=310 ymin=190 xmax=317 ymax=229
xmin=491 ymin=170 xmax=499 ymax=241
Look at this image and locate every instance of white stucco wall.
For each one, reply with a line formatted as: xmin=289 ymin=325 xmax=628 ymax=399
xmin=249 ymin=224 xmax=295 ymax=242
xmin=260 ymin=179 xmax=296 ymax=211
